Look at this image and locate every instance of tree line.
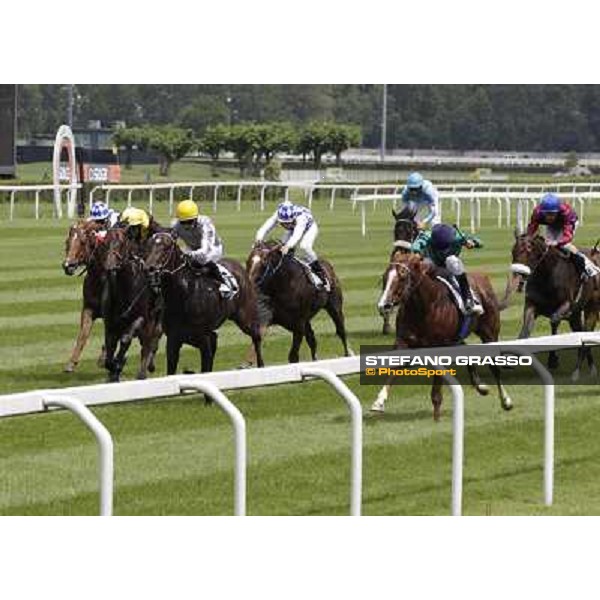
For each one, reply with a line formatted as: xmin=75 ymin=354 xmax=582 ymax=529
xmin=112 ymin=121 xmax=361 ymax=176
xmin=16 ymin=84 xmax=600 ymax=152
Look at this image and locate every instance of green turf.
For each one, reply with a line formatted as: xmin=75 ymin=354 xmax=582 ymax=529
xmin=0 ymin=192 xmax=599 ymax=515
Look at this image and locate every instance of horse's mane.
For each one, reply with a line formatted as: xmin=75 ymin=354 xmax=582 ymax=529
xmin=393 ymin=205 xmax=418 ymax=221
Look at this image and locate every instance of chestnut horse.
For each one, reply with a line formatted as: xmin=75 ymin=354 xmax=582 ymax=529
xmin=373 ymin=253 xmax=511 ymax=420
xmin=62 ymin=220 xmax=107 ymax=372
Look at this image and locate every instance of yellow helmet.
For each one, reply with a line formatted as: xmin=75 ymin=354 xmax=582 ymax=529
xmin=121 ymin=207 xmax=150 ymax=229
xmin=176 ymin=199 xmax=199 ymax=222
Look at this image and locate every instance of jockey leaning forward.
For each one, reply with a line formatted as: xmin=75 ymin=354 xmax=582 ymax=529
xmin=527 ymin=193 xmax=600 ymax=279
xmin=411 ymin=223 xmax=484 ymax=315
xmin=88 ymin=201 xmax=120 ymax=242
xmin=400 ymin=172 xmax=441 ymax=229
xmin=255 ymin=200 xmax=330 ymax=291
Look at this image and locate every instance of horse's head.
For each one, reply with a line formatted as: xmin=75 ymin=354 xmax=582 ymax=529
xmin=99 ymin=228 xmax=132 ymax=273
xmin=392 ymin=205 xmax=419 ymax=248
xmin=63 ymin=220 xmax=99 ymax=275
xmin=377 ymin=253 xmax=423 ymax=315
xmin=144 ymin=232 xmax=180 ymax=286
xmin=247 ymin=241 xmax=283 ymax=285
xmin=510 ymin=232 xmax=547 ymax=292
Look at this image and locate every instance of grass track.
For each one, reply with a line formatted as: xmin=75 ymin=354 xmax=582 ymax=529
xmin=0 ymin=194 xmax=599 ymax=515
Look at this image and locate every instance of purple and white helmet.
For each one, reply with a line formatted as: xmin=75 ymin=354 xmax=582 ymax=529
xmin=90 ymin=201 xmax=110 ymax=221
xmin=276 ymin=202 xmax=295 ymax=223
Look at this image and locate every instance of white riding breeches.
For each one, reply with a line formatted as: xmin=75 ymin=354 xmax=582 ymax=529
xmin=283 ymin=223 xmax=318 ymax=263
xmin=445 ymin=255 xmax=465 ymax=276
xmin=188 ymin=242 xmax=224 ymax=265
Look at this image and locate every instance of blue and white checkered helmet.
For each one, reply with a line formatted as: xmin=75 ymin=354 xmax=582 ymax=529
xmin=90 ymin=201 xmax=110 ymax=221
xmin=276 ymin=202 xmax=295 ymax=223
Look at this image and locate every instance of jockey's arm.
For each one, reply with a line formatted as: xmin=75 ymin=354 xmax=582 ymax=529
xmin=558 ymin=222 xmax=575 ymax=246
xmin=527 ymin=209 xmax=541 ymax=237
xmin=255 ymin=213 xmax=279 ymax=242
xmin=463 ymin=232 xmax=483 ymax=249
xmin=198 ymin=218 xmax=217 ymax=256
xmin=419 ymin=186 xmax=439 ymax=226
xmin=284 ymin=215 xmax=309 ymax=250
xmin=410 ymin=232 xmax=430 ymax=254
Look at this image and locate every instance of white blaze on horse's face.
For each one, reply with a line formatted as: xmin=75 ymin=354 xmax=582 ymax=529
xmin=378 ymin=268 xmax=397 ymax=314
xmin=248 ymin=254 xmax=262 ymax=279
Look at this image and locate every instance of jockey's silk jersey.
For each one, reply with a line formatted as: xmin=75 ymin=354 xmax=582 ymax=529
xmin=411 ymin=229 xmax=483 ymax=266
xmin=172 ymin=215 xmax=223 ymax=255
xmin=527 ymin=202 xmax=578 ymax=246
xmin=400 ymin=180 xmax=439 ymax=224
xmin=256 ymin=204 xmax=315 ymax=248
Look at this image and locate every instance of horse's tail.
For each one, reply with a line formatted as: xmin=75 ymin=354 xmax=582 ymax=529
xmin=497 ymin=273 xmax=520 ymax=311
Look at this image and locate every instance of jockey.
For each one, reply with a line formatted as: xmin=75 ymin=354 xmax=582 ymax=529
xmin=255 ymin=200 xmax=330 ymax=291
xmin=527 ymin=193 xmax=600 ymax=279
xmin=172 ymin=199 xmax=237 ymax=299
xmin=412 ymin=223 xmax=484 ymax=315
xmin=400 ymin=172 xmax=440 ymax=229
xmin=88 ymin=201 xmax=119 ymax=241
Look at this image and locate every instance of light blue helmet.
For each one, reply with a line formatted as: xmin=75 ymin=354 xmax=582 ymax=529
xmin=277 ymin=202 xmax=295 ymax=223
xmin=90 ymin=201 xmax=110 ymax=221
xmin=407 ymin=172 xmax=424 ymax=189
xmin=539 ymin=193 xmax=561 ymax=213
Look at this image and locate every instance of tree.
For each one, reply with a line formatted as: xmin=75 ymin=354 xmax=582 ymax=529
xmin=326 ymin=123 xmax=361 ymax=165
xmin=226 ymin=123 xmax=262 ymax=176
xmin=198 ymin=124 xmax=230 ymax=163
xmin=254 ymin=122 xmax=297 ymax=164
xmin=112 ymin=126 xmax=144 ymax=169
xmin=296 ymin=122 xmax=331 ymax=168
xmin=137 ymin=125 xmax=196 ymax=176
xmin=177 ymin=95 xmax=229 ymax=135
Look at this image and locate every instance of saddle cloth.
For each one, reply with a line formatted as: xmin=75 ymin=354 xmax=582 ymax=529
xmin=435 ymin=275 xmax=480 ymax=316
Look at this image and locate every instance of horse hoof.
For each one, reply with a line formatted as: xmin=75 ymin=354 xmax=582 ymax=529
xmin=63 ymin=363 xmax=75 ymax=373
xmin=137 ymin=371 xmax=147 ymax=380
xmin=382 ymin=325 xmax=391 ymax=335
xmin=571 ymin=369 xmax=580 ymax=383
xmin=370 ymin=402 xmax=385 ymax=414
xmin=237 ymin=362 xmax=254 ymax=370
xmin=477 ymin=384 xmax=490 ymax=396
xmin=433 ymin=406 xmax=442 ymax=421
xmin=183 ymin=369 xmax=195 ymax=375
xmin=547 ymin=357 xmax=559 ymax=370
xmin=148 ymin=363 xmax=156 ymax=373
xmin=591 ymin=365 xmax=599 ymax=379
xmin=502 ymin=398 xmax=513 ymax=411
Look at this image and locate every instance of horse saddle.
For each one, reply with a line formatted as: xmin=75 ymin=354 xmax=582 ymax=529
xmin=291 ymin=257 xmax=328 ymax=290
xmin=435 ymin=274 xmax=480 ymax=316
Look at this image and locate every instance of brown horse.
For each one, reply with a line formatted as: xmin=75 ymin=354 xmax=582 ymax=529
xmin=246 ymin=241 xmax=349 ymax=363
xmin=373 ymin=253 xmax=511 ymax=420
xmin=98 ymin=228 xmax=163 ymax=382
xmin=144 ymin=232 xmax=264 ymax=374
xmin=62 ymin=219 xmax=107 ymax=372
xmin=502 ymin=232 xmax=598 ymax=375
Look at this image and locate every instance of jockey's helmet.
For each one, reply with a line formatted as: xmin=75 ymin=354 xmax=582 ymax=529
xmin=407 ymin=172 xmax=424 ymax=190
xmin=176 ymin=199 xmax=199 ymax=222
xmin=121 ymin=207 xmax=150 ymax=230
xmin=539 ymin=193 xmax=561 ymax=213
xmin=90 ymin=201 xmax=110 ymax=221
xmin=431 ymin=223 xmax=455 ymax=250
xmin=277 ymin=202 xmax=295 ymax=223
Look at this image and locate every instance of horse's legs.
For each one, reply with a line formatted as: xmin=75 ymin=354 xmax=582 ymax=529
xmin=199 ymin=335 xmax=215 ymax=373
xmin=487 ymin=364 xmax=513 ymax=411
xmin=584 ymin=310 xmax=599 ymax=377
xmin=288 ymin=327 xmax=304 ymax=363
xmin=104 ymin=328 xmax=120 ymax=382
xmin=547 ymin=320 xmax=561 ymax=371
xmin=137 ymin=321 xmax=161 ymax=380
xmin=166 ymin=335 xmax=182 ymax=376
xmin=518 ymin=302 xmax=537 ymax=339
xmin=371 ymin=383 xmax=391 ymax=413
xmin=325 ymin=294 xmax=350 ymax=356
xmin=431 ymin=375 xmax=443 ymax=421
xmin=65 ymin=308 xmax=95 ymax=372
xmin=382 ymin=310 xmax=393 ymax=335
xmin=467 ymin=364 xmax=490 ymax=396
xmin=112 ymin=316 xmax=144 ymax=380
xmin=305 ymin=321 xmax=318 ymax=361
xmin=242 ymin=324 xmax=268 ymax=367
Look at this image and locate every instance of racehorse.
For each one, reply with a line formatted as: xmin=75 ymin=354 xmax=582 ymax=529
xmin=246 ymin=241 xmax=349 ymax=363
xmin=381 ymin=206 xmax=420 ymax=334
xmin=144 ymin=232 xmax=264 ymax=375
xmin=62 ymin=219 xmax=107 ymax=372
xmin=503 ymin=232 xmax=599 ymax=375
xmin=98 ymin=228 xmax=163 ymax=382
xmin=374 ymin=253 xmax=511 ymax=420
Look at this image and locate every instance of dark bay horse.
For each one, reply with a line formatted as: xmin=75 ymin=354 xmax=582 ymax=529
xmin=246 ymin=241 xmax=349 ymax=363
xmin=380 ymin=206 xmax=420 ymax=334
xmin=62 ymin=220 xmax=107 ymax=372
xmin=374 ymin=253 xmax=511 ymax=420
xmin=144 ymin=232 xmax=264 ymax=375
xmin=503 ymin=233 xmax=598 ymax=374
xmin=98 ymin=228 xmax=163 ymax=382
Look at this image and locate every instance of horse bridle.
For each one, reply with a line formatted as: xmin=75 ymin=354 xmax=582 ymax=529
xmin=518 ymin=237 xmax=551 ymax=277
xmin=66 ymin=226 xmax=101 ymax=275
xmin=386 ymin=260 xmax=425 ymax=306
xmin=254 ymin=246 xmax=285 ymax=286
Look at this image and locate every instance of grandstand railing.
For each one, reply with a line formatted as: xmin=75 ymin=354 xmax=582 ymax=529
xmin=1 ymin=331 xmax=599 ymax=516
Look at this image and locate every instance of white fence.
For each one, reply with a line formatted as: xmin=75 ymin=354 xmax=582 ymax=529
xmin=1 ymin=331 xmax=598 ymax=516
xmin=3 ymin=180 xmax=600 ymax=222
xmin=0 ymin=184 xmax=82 ymax=220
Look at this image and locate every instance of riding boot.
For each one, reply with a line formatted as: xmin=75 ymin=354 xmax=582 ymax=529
xmin=205 ymin=261 xmax=235 ymax=299
xmin=309 ymin=260 xmax=331 ymax=292
xmin=573 ymin=251 xmax=600 ymax=279
xmin=456 ymin=273 xmax=483 ymax=315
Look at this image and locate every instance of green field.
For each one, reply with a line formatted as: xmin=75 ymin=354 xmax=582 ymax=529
xmin=0 ymin=193 xmax=599 ymax=515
